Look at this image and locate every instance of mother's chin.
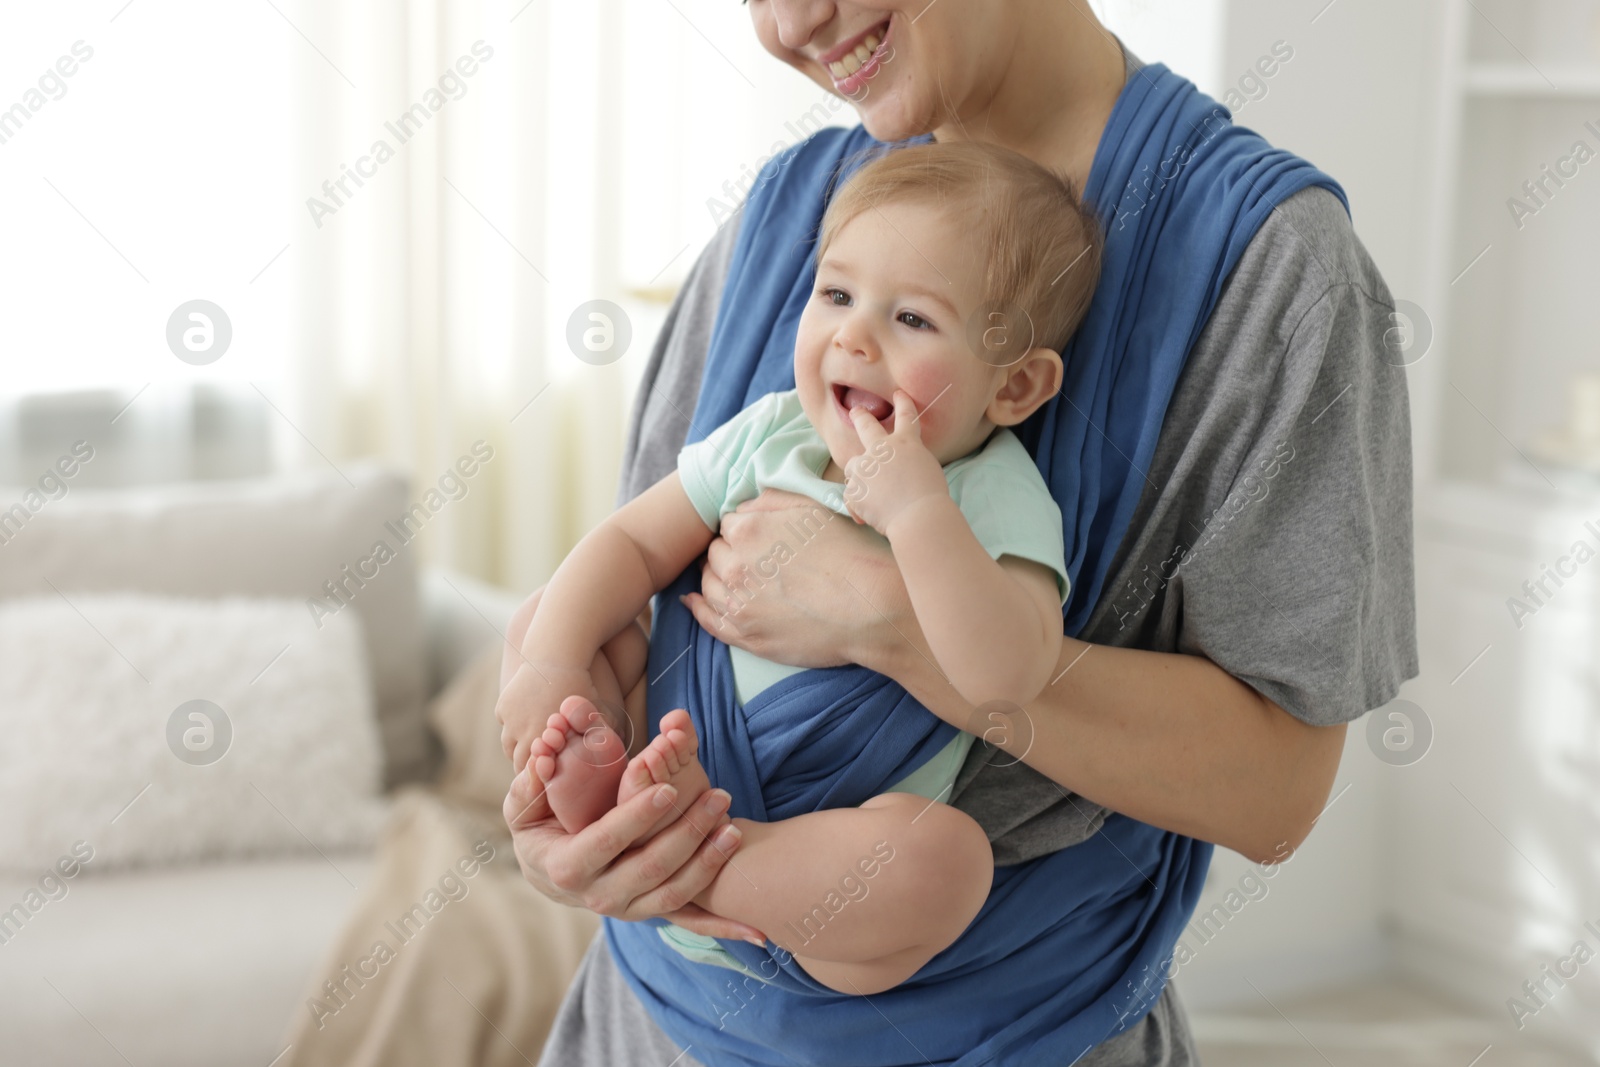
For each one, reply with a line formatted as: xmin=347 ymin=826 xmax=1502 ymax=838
xmin=751 ymin=3 xmax=944 ymax=145
xmin=847 ymin=91 xmax=936 ymax=145
xmin=821 ymin=67 xmax=942 ymax=147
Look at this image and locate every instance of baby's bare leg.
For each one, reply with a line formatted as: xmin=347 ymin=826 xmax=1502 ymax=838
xmin=697 ymin=791 xmax=992 ymax=995
xmin=596 ymin=619 xmax=650 ymax=754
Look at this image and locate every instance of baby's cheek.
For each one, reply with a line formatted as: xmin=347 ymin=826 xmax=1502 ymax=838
xmin=793 ymin=320 xmax=826 ymax=374
xmin=895 ymin=360 xmax=948 ymax=407
xmin=897 ymin=365 xmax=956 ymax=436
xmin=793 ymin=345 xmax=828 ymax=407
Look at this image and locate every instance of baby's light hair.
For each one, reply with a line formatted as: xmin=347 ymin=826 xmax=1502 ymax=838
xmin=818 ymin=140 xmax=1103 ymax=356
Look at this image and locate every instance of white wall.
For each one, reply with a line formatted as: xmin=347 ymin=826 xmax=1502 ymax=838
xmin=1172 ymin=0 xmax=1462 ymax=1007
xmin=1097 ymin=0 xmax=1227 ymax=94
xmin=1171 ymin=728 xmax=1386 ymax=1009
xmin=1404 ymin=484 xmax=1600 ymax=1054
xmin=1216 ymin=0 xmax=1446 ymax=304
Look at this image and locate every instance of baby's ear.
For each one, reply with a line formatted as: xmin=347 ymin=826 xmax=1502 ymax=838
xmin=986 ymin=348 xmax=1063 ymax=427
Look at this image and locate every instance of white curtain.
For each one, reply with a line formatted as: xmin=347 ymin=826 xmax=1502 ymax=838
xmin=272 ymin=0 xmax=854 ymax=590
xmin=279 ymin=0 xmax=549 ymax=592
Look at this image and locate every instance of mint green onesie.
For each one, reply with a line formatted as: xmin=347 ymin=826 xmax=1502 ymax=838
xmin=658 ymin=388 xmax=1070 ymax=975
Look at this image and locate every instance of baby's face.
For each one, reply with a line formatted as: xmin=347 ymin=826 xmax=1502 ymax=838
xmin=795 ymin=200 xmax=1003 ymax=469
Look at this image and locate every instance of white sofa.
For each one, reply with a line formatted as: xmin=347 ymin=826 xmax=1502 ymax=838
xmin=0 ymin=466 xmax=530 ymax=1067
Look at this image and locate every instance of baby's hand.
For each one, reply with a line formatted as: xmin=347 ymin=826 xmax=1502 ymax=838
xmin=844 ymin=390 xmax=950 ymax=538
xmin=495 ymin=661 xmax=603 ymax=775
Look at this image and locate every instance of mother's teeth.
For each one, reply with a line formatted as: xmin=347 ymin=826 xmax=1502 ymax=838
xmin=829 ymin=31 xmax=884 ymax=81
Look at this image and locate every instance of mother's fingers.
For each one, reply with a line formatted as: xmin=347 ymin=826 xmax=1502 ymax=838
xmin=572 ymin=783 xmax=735 ymax=911
xmin=682 ymin=591 xmax=737 ymax=635
xmin=542 ymin=780 xmax=685 ymax=896
xmin=697 ymin=559 xmax=735 ymax=618
xmin=704 ymin=533 xmax=740 ymax=576
xmin=504 ymin=767 xmax=586 ymax=906
xmin=503 ymin=764 xmax=551 ymax=831
xmin=657 ymin=902 xmax=765 ymax=945
xmin=621 ymin=810 xmax=747 ymax=924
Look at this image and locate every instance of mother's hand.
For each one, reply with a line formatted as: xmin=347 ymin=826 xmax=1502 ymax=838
xmin=682 ymin=488 xmax=908 ymax=670
xmin=502 ymin=749 xmax=763 ymax=942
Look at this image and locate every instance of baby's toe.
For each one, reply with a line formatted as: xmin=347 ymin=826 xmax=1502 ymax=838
xmin=559 ymin=695 xmax=600 ymax=732
xmin=642 ymin=747 xmax=673 ymax=786
xmin=655 ymin=733 xmax=684 ymax=776
xmin=659 ymin=708 xmax=694 ymax=737
xmin=619 ymin=753 xmax=655 ymax=796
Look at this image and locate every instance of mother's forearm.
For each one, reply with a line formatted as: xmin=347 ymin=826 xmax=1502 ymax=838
xmin=868 ymin=622 xmax=1345 ymax=864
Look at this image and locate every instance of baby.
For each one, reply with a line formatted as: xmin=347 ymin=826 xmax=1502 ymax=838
xmin=497 ymin=139 xmax=1102 ymax=996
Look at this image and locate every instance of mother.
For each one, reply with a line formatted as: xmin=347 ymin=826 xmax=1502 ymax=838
xmin=505 ymin=0 xmax=1416 ymax=1063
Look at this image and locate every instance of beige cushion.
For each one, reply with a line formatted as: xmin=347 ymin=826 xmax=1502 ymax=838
xmin=278 ymin=791 xmax=600 ymax=1067
xmin=0 ymin=462 xmax=434 ymax=787
xmin=431 ymin=644 xmax=516 ymax=812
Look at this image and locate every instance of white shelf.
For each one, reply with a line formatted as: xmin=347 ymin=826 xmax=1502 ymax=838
xmin=1465 ymin=61 xmax=1600 ymax=97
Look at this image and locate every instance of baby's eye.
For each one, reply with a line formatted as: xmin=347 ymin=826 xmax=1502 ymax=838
xmin=818 ymin=286 xmax=850 ymax=306
xmin=897 ymin=311 xmax=932 ymax=330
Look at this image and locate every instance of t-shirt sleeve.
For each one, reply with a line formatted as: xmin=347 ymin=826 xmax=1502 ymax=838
xmin=1182 ymin=282 xmax=1417 ymax=724
xmin=952 ymin=453 xmax=1071 ymax=606
xmin=675 ymin=392 xmax=785 ymax=531
xmin=1088 ymin=187 xmax=1419 ymax=727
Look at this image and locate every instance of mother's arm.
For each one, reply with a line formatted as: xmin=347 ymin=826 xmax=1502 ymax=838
xmin=883 ymin=616 xmax=1344 ymax=865
xmin=682 ymin=490 xmax=1344 ymax=866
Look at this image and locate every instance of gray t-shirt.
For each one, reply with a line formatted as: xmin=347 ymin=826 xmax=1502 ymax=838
xmin=553 ymin=64 xmax=1418 ymax=1067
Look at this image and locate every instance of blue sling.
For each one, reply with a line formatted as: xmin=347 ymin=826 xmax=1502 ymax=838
xmin=606 ymin=64 xmax=1347 ymax=1066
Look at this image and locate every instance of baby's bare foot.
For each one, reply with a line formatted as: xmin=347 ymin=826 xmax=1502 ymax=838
xmin=531 ymin=695 xmax=629 ymax=834
xmin=618 ymin=709 xmax=714 ymax=844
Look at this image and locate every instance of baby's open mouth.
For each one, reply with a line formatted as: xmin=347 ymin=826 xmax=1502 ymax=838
xmin=832 ymin=382 xmax=894 ymax=430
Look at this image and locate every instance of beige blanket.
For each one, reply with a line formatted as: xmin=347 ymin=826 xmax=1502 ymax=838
xmin=279 ymin=648 xmax=600 ymax=1067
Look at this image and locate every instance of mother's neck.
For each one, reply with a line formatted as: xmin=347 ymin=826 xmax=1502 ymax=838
xmin=931 ymin=0 xmax=1126 ymax=192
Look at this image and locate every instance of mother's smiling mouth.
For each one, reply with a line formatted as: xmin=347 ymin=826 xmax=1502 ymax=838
xmin=822 ymin=19 xmax=892 ymax=90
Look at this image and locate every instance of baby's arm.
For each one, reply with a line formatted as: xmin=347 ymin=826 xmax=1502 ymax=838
xmin=886 ymin=500 xmax=1061 ymax=707
xmin=844 ymin=397 xmax=1061 ymax=707
xmin=499 ymin=472 xmax=714 ymax=772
